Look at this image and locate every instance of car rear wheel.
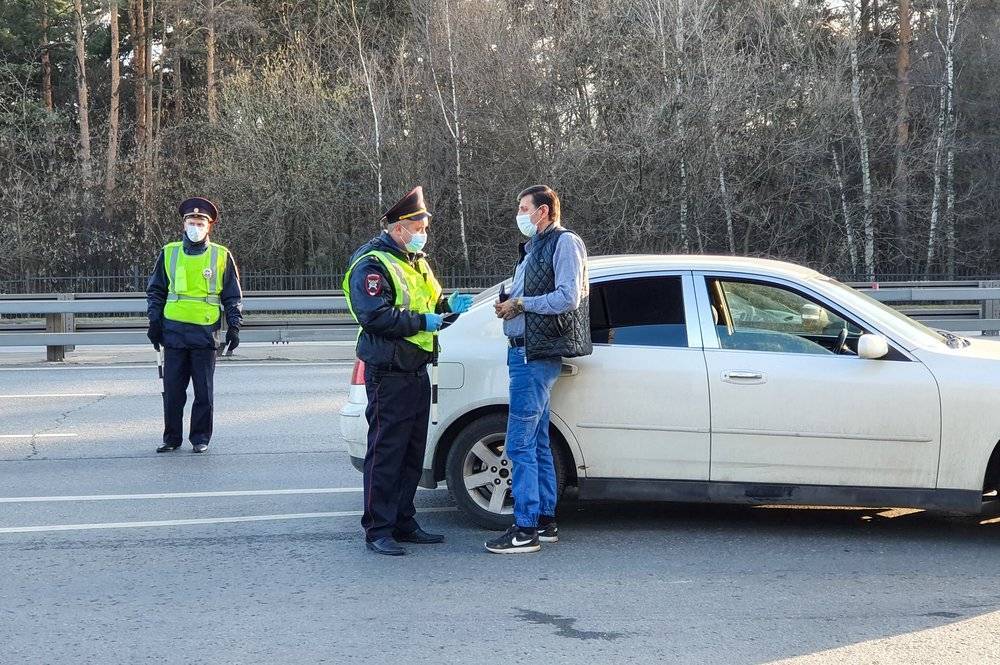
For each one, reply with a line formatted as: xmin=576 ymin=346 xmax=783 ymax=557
xmin=445 ymin=413 xmax=568 ymax=530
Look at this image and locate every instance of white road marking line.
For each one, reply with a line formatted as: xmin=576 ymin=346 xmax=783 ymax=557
xmin=0 ymin=506 xmax=458 ymax=534
xmin=0 ymin=433 xmax=78 ymax=440
xmin=0 ymin=361 xmax=354 ymax=372
xmin=2 ymin=393 xmax=106 ymax=398
xmin=0 ymin=486 xmax=447 ymax=503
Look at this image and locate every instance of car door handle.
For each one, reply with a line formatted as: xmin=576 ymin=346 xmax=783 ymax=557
xmin=722 ymin=370 xmax=765 ymax=384
xmin=561 ymin=363 xmax=579 ymax=377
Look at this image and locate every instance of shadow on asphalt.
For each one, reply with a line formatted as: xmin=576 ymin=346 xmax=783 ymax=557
xmin=553 ymin=498 xmax=1000 ymax=543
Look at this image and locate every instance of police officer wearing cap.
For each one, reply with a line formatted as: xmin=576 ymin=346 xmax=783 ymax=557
xmin=344 ymin=186 xmax=475 ymax=556
xmin=146 ymin=197 xmax=243 ymax=454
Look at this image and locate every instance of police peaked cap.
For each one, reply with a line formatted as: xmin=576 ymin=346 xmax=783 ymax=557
xmin=383 ymin=186 xmax=432 ymax=224
xmin=179 ymin=197 xmax=219 ymax=223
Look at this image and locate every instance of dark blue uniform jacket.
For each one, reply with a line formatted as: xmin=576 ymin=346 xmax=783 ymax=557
xmin=146 ymin=236 xmax=244 ymax=349
xmin=348 ymin=232 xmax=455 ymax=372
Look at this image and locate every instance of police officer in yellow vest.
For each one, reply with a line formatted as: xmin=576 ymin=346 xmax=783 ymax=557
xmin=146 ymin=197 xmax=243 ymax=454
xmin=344 ymin=186 xmax=474 ymax=555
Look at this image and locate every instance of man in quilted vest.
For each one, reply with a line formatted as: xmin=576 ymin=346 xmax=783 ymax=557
xmin=146 ymin=197 xmax=243 ymax=454
xmin=486 ymin=184 xmax=591 ymax=554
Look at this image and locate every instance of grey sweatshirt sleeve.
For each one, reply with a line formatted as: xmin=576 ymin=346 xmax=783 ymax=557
xmin=521 ymin=232 xmax=588 ymax=315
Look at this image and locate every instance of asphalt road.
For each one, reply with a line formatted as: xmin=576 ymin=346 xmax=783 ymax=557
xmin=2 ymin=355 xmax=999 ymax=664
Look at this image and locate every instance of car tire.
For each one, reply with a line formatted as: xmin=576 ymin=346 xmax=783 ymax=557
xmin=446 ymin=412 xmax=568 ymax=531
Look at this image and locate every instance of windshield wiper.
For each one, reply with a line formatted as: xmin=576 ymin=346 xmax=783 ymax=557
xmin=935 ymin=330 xmax=970 ymax=348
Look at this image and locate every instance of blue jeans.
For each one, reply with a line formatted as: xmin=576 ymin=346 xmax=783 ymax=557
xmin=505 ymin=346 xmax=562 ymax=529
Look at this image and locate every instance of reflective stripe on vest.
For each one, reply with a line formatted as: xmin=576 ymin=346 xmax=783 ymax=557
xmin=167 ymin=294 xmax=222 ymax=305
xmin=163 ymin=242 xmax=228 ymax=325
xmin=343 ymin=250 xmax=442 ymax=353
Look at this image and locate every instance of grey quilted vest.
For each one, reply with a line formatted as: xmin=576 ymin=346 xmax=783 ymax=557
xmin=521 ymin=226 xmax=593 ymax=361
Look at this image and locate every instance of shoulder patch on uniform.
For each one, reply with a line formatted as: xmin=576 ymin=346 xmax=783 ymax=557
xmin=365 ymin=273 xmax=383 ymax=296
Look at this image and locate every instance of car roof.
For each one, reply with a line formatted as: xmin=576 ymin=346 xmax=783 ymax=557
xmin=588 ymin=254 xmax=824 ymax=281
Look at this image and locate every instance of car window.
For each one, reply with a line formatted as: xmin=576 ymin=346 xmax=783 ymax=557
xmin=712 ymin=279 xmax=862 ymax=355
xmin=590 ymin=276 xmax=687 ymax=347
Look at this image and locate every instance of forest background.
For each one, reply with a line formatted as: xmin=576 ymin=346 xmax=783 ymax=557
xmin=2 ymin=0 xmax=998 ymax=286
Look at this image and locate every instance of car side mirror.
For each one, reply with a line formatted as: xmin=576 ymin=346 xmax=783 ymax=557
xmin=857 ymin=333 xmax=889 ymax=359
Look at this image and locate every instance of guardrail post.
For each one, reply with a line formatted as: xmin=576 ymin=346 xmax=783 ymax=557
xmin=981 ymin=280 xmax=1000 ymax=336
xmin=45 ymin=294 xmax=75 ymax=361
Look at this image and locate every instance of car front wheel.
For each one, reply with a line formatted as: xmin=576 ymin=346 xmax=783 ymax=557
xmin=445 ymin=413 xmax=568 ymax=530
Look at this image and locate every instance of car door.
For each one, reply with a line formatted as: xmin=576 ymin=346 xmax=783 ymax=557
xmin=695 ymin=272 xmax=941 ymax=489
xmin=551 ymin=272 xmax=712 ymax=480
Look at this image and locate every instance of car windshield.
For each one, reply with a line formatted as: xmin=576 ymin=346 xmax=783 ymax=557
xmin=817 ymin=277 xmax=948 ymax=345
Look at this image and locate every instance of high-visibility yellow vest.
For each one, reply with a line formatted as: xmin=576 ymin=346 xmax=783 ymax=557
xmin=343 ymin=250 xmax=442 ymax=352
xmin=163 ymin=241 xmax=229 ymax=326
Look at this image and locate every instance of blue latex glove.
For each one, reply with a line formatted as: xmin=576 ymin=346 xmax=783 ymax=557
xmin=448 ymin=292 xmax=474 ymax=314
xmin=423 ymin=312 xmax=445 ymax=332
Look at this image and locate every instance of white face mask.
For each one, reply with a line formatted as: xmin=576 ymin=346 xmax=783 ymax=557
xmin=185 ymin=223 xmax=208 ymax=243
xmin=516 ymin=210 xmax=537 ymax=237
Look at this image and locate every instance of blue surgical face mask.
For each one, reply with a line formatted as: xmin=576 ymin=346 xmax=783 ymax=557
xmin=400 ymin=226 xmax=428 ymax=253
xmin=516 ymin=209 xmax=537 ymax=237
xmin=406 ymin=232 xmax=427 ymax=253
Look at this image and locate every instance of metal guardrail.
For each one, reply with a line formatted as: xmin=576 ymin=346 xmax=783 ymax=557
xmin=2 ymin=280 xmax=999 ymax=361
xmin=0 ymin=290 xmax=468 ymax=361
xmin=856 ymin=281 xmax=1000 ymax=333
xmin=0 ymin=296 xmax=347 ymax=315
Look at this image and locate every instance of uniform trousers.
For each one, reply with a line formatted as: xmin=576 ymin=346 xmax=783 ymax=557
xmin=362 ymin=365 xmax=430 ymax=541
xmin=162 ymin=346 xmax=216 ymax=446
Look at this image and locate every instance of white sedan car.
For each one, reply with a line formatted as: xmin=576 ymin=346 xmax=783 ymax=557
xmin=340 ymin=255 xmax=1000 ymax=529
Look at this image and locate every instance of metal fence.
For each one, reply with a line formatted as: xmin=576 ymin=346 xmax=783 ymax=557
xmin=9 ymin=265 xmax=1000 ymax=295
xmin=0 ymin=269 xmax=509 ymax=295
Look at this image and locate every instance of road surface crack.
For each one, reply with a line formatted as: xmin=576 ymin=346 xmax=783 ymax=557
xmin=25 ymin=393 xmax=109 ymax=460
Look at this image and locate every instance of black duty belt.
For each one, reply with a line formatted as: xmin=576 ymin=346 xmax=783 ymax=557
xmin=370 ymin=367 xmax=428 ymax=378
xmin=508 ymin=338 xmax=525 ymax=348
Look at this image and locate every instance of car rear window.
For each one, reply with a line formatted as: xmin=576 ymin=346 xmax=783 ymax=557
xmin=590 ymin=276 xmax=687 ymax=347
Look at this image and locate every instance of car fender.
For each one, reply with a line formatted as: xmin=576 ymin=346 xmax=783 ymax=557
xmin=915 ymin=344 xmax=1000 ymax=491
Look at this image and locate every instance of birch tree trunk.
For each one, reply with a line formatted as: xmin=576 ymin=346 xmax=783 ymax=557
xmin=351 ymin=0 xmax=383 ymax=210
xmin=73 ymin=0 xmax=93 ymax=189
xmin=927 ymin=0 xmax=959 ymax=274
xmin=105 ymin=0 xmax=121 ymax=216
xmin=427 ymin=0 xmax=470 ymax=270
xmin=699 ymin=50 xmax=735 ymax=254
xmin=673 ymin=0 xmax=690 ymax=252
xmin=145 ymin=0 xmax=155 ymax=168
xmin=40 ymin=0 xmax=54 ymax=112
xmin=154 ymin=11 xmax=166 ymax=170
xmin=848 ymin=2 xmax=876 ymax=279
xmin=893 ymin=0 xmax=911 ymax=242
xmin=129 ymin=0 xmax=147 ymax=156
xmin=943 ymin=0 xmax=957 ymax=277
xmin=173 ymin=7 xmax=184 ymax=124
xmin=714 ymin=135 xmax=735 ymax=254
xmin=206 ymin=0 xmax=218 ymax=125
xmin=832 ymin=145 xmax=859 ymax=273
xmin=443 ymin=0 xmax=469 ymax=270
xmin=926 ymin=67 xmax=946 ymax=271
xmin=650 ymin=0 xmax=670 ymax=244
